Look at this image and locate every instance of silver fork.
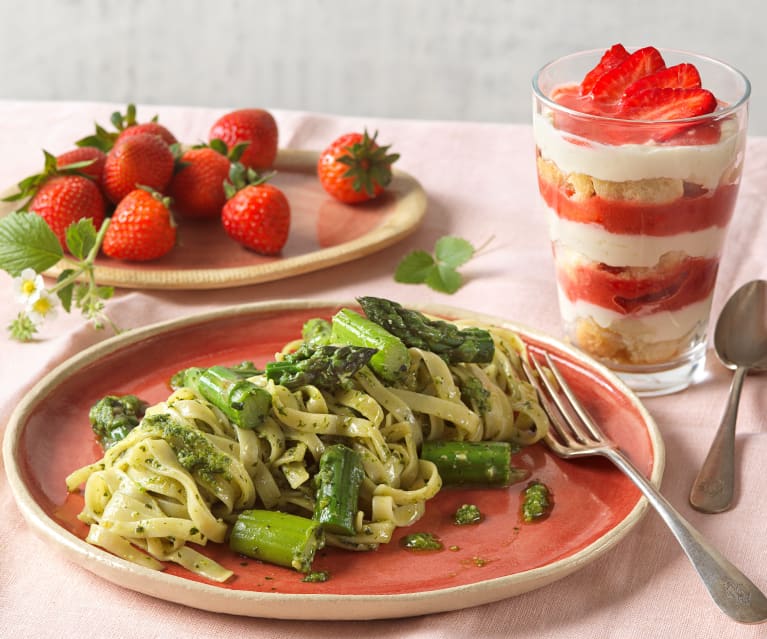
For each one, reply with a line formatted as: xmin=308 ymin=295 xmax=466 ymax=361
xmin=523 ymin=351 xmax=767 ymax=624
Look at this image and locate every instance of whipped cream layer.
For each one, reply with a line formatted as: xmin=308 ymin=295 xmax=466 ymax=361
xmin=547 ymin=207 xmax=727 ymax=267
xmin=533 ymin=113 xmax=745 ymax=191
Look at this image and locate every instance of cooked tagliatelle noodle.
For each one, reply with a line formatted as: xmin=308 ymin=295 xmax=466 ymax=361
xmin=66 ymin=320 xmax=549 ymax=582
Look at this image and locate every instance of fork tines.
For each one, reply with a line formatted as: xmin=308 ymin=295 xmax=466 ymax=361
xmin=522 ymin=351 xmax=613 ymax=458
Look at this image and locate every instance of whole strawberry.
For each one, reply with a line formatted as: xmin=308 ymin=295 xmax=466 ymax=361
xmin=221 ymin=164 xmax=290 ymax=255
xmin=209 ymin=108 xmax=278 ymax=171
xmin=77 ymin=103 xmax=178 ymax=151
xmin=29 ymin=175 xmax=106 ymax=246
xmin=102 ymin=188 xmax=176 ymax=261
xmin=2 ymin=150 xmax=106 ymax=248
xmin=317 ymin=130 xmax=399 ymax=203
xmin=102 ymin=132 xmax=175 ymax=204
xmin=56 ymin=147 xmax=107 ymax=185
xmin=167 ymin=140 xmax=245 ymax=219
xmin=117 ymin=121 xmax=178 ymax=146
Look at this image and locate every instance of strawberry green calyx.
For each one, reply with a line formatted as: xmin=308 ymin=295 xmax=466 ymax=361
xmin=110 ymin=103 xmax=140 ymax=132
xmin=207 ymin=138 xmax=250 ymax=164
xmin=223 ymin=162 xmax=275 ymax=199
xmin=136 ymin=185 xmax=175 ymax=216
xmin=77 ymin=104 xmax=140 ymax=151
xmin=1 ymin=150 xmax=97 ymax=209
xmin=77 ymin=103 xmax=176 ymax=152
xmin=338 ymin=130 xmax=399 ymax=197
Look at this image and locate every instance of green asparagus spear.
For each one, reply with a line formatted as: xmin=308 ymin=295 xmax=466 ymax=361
xmin=170 ymin=361 xmax=263 ymax=391
xmin=172 ymin=365 xmax=271 ymax=429
xmin=302 ymin=318 xmax=332 ymax=346
xmin=198 ymin=366 xmax=272 ymax=429
xmin=458 ymin=376 xmax=491 ymax=415
xmin=170 ymin=366 xmax=204 ymax=391
xmin=357 ymin=296 xmax=495 ymax=364
xmin=229 ymin=509 xmax=325 ymax=573
xmin=265 ymin=344 xmax=376 ymax=392
xmin=420 ymin=440 xmax=528 ymax=487
xmin=313 ymin=444 xmax=365 ymax=536
xmin=330 ymin=307 xmax=410 ymax=382
xmin=228 ymin=360 xmax=264 ymax=377
xmin=89 ymin=394 xmax=148 ymax=449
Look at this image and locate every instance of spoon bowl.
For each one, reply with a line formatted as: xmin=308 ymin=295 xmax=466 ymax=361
xmin=713 ymin=280 xmax=767 ymax=371
xmin=689 ymin=280 xmax=767 ymax=513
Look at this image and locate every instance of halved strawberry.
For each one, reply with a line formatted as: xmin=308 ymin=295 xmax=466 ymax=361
xmin=623 ymin=63 xmax=702 ymax=97
xmin=590 ymin=46 xmax=666 ymax=102
xmin=580 ymin=44 xmax=629 ymax=95
xmin=619 ymin=87 xmax=717 ymax=141
xmin=619 ymin=87 xmax=717 ymax=120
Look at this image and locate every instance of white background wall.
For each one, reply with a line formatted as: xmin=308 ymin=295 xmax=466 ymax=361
xmin=0 ymin=0 xmax=763 ymax=134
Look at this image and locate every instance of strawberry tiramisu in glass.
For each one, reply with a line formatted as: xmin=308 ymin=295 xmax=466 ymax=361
xmin=533 ymin=45 xmax=750 ymax=395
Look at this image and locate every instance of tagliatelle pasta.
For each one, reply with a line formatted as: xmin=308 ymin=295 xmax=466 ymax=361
xmin=66 ymin=320 xmax=549 ymax=581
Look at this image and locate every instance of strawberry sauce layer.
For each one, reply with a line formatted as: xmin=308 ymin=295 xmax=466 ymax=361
xmin=538 ymin=176 xmax=738 ymax=235
xmin=556 ymin=255 xmax=719 ymax=315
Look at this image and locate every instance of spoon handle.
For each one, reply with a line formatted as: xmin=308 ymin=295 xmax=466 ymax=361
xmin=689 ymin=365 xmax=748 ymax=513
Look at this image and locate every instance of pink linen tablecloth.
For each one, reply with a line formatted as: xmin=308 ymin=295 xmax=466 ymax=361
xmin=1 ymin=100 xmax=766 ymax=638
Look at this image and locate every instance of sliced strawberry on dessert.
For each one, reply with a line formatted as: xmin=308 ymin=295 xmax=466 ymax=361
xmin=590 ymin=46 xmax=666 ymax=102
xmin=579 ymin=43 xmax=629 ymax=95
xmin=623 ymin=63 xmax=702 ymax=97
xmin=620 ymin=87 xmax=716 ymax=119
xmin=619 ymin=87 xmax=718 ymax=141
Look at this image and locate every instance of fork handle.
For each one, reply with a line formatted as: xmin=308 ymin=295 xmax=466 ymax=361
xmin=606 ymin=448 xmax=767 ymax=624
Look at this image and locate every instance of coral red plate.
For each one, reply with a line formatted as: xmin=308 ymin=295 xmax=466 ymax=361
xmin=0 ymin=150 xmax=426 ymax=289
xmin=2 ymin=300 xmax=664 ymax=620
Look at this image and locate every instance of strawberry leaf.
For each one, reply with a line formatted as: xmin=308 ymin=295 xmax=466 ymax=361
xmin=0 ymin=211 xmax=63 ymax=276
xmin=394 ymin=250 xmax=435 ymax=283
xmin=394 ymin=235 xmax=482 ymax=294
xmin=425 ymin=262 xmax=462 ymax=294
xmin=96 ymin=286 xmax=114 ymax=300
xmin=434 ymin=236 xmax=474 ymax=269
xmin=56 ymin=269 xmax=76 ymax=312
xmin=65 ymin=218 xmax=98 ymax=260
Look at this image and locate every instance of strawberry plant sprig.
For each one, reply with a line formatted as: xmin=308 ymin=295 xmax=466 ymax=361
xmin=394 ymin=235 xmax=493 ymax=294
xmin=0 ymin=211 xmax=116 ymax=341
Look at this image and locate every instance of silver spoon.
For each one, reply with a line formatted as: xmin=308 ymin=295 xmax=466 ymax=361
xmin=690 ymin=279 xmax=767 ymax=513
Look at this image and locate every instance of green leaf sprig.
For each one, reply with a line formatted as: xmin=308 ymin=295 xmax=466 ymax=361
xmin=0 ymin=211 xmax=117 ymax=341
xmin=394 ymin=236 xmax=491 ymax=294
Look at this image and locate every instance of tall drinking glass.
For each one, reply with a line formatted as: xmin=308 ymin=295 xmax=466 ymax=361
xmin=532 ymin=47 xmax=750 ymax=396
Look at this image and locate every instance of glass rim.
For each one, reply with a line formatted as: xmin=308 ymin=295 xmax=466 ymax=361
xmin=531 ymin=46 xmax=751 ymax=126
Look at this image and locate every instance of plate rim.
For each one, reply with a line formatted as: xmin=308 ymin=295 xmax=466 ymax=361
xmin=0 ymin=149 xmax=427 ymax=290
xmin=2 ymin=299 xmax=665 ymax=620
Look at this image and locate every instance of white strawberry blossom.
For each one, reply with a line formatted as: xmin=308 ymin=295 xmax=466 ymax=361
xmin=26 ymin=288 xmax=59 ymax=325
xmin=13 ymin=267 xmax=44 ymax=304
